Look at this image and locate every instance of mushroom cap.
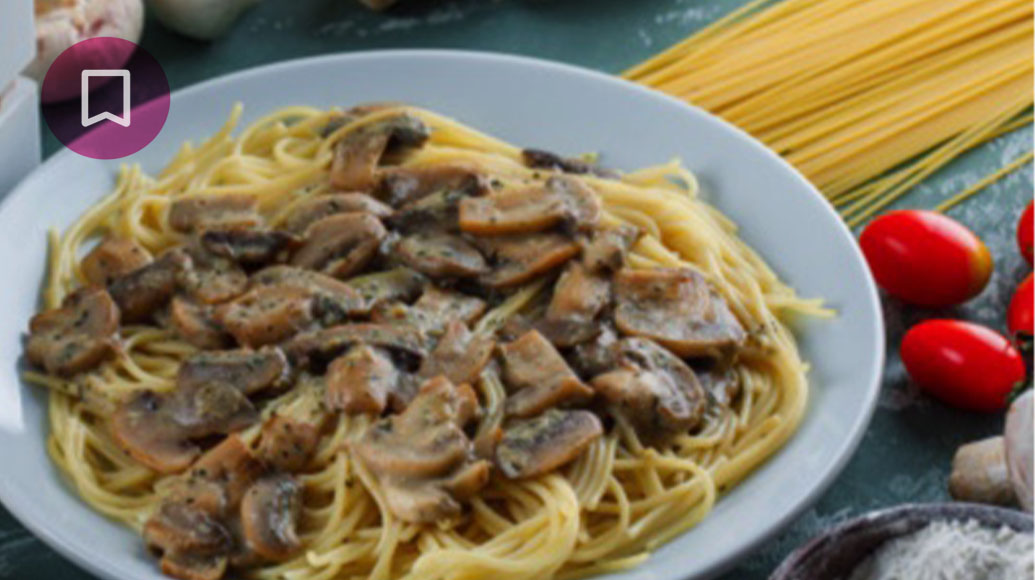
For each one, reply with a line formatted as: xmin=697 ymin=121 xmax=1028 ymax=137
xmin=240 ymin=474 xmax=303 ymax=561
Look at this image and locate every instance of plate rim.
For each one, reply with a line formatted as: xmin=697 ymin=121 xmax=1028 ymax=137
xmin=0 ymin=48 xmax=885 ymax=580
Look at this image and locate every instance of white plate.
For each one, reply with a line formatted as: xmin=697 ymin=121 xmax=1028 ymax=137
xmin=0 ymin=51 xmax=884 ymax=580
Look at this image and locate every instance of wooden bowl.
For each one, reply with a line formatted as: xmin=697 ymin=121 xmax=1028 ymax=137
xmin=770 ymin=503 xmax=1033 ymax=579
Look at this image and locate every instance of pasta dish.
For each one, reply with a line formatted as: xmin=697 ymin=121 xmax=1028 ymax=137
xmin=23 ymin=104 xmax=822 ymax=580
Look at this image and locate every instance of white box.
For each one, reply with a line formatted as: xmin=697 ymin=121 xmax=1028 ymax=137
xmin=0 ymin=0 xmax=36 ymax=91
xmin=0 ymin=77 xmax=42 ymax=197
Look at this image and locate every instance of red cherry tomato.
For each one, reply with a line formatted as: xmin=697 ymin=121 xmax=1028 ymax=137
xmin=860 ymin=210 xmax=993 ymax=307
xmin=901 ymin=320 xmax=1025 ymax=412
xmin=1018 ymin=201 xmax=1033 ymax=267
xmin=1008 ymin=273 xmax=1033 ymax=341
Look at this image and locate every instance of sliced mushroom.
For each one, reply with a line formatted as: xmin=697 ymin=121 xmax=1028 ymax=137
xmin=459 ymin=176 xmax=600 ymax=235
xmin=169 ymin=297 xmax=229 ymax=349
xmin=522 ymin=149 xmax=620 ymax=179
xmin=284 ymin=323 xmax=425 ymax=369
xmin=440 ymin=459 xmax=491 ymax=500
xmin=353 ymin=376 xmax=486 ymax=523
xmin=256 ymin=415 xmax=322 ymax=472
xmin=325 ymin=344 xmax=399 ymax=415
xmin=496 ymin=409 xmax=603 ymax=479
xmin=283 ymin=193 xmax=393 ymax=235
xmin=580 ymin=224 xmax=639 ymax=273
xmin=171 ymin=382 xmax=259 ymax=439
xmin=165 ymin=477 xmax=230 ymax=518
xmin=591 ymin=338 xmax=708 ymax=440
xmin=177 ymin=346 xmax=290 ymax=396
xmin=568 ymin=324 xmax=621 ymax=378
xmin=111 ymin=385 xmax=258 ymax=474
xmin=499 ymin=330 xmax=594 ymax=417
xmin=81 ymin=236 xmax=152 ymax=286
xmin=418 ymin=321 xmax=496 ymax=386
xmin=144 ymin=502 xmax=232 ymax=565
xmin=354 ymin=376 xmax=478 ymax=478
xmin=477 ymin=232 xmax=580 ymax=288
xmin=215 ymin=286 xmax=314 ymax=347
xmin=141 ymin=440 xmax=262 ymax=580
xmin=109 ymin=248 xmax=191 ymax=323
xmin=190 ymin=435 xmax=266 ymax=507
xmin=376 ymin=162 xmax=487 ymax=207
xmin=240 ymin=474 xmax=303 ymax=561
xmin=200 ymin=229 xmax=297 ymax=267
xmin=111 ymin=391 xmax=200 ymax=473
xmin=536 ymin=262 xmax=610 ymax=347
xmin=384 ymin=189 xmax=465 ymax=235
xmin=159 ymin=551 xmax=228 ymax=580
xmin=696 ymin=366 xmax=741 ymax=408
xmin=373 ymin=286 xmax=487 ymax=335
xmin=26 ymin=286 xmax=119 ymax=376
xmin=319 ymin=103 xmax=402 ymax=139
xmin=179 ymin=245 xmax=249 ymax=305
xmin=613 ymin=268 xmax=746 ymax=358
xmin=330 ymin=114 xmax=430 ymax=191
xmin=395 ymin=232 xmax=488 ymax=278
xmin=249 ymin=265 xmax=365 ymax=324
xmin=346 ymin=267 xmax=426 ymax=314
xmin=412 ymin=286 xmax=486 ymax=328
xmin=169 ymin=194 xmax=261 ymax=233
xmin=290 ymin=213 xmax=387 ymax=279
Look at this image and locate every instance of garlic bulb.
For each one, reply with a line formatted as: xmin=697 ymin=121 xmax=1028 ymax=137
xmin=26 ymin=0 xmax=145 ymax=87
xmin=1005 ymin=390 xmax=1033 ymax=512
xmin=147 ymin=0 xmax=258 ymax=41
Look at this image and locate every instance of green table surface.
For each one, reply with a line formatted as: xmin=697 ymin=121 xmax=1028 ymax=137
xmin=9 ymin=0 xmax=1033 ymax=578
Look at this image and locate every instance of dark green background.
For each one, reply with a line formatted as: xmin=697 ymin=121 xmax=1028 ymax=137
xmin=9 ymin=0 xmax=1033 ymax=578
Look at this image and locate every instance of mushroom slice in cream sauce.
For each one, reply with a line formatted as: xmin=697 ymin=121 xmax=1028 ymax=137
xmin=330 ymin=113 xmax=430 ymax=191
xmin=613 ymin=267 xmax=746 ymax=358
xmin=108 ymin=248 xmax=191 ymax=323
xmin=177 ymin=347 xmax=291 ymax=396
xmin=290 ymin=212 xmax=387 ymax=279
xmin=476 ymin=232 xmax=581 ymax=288
xmin=170 ymin=296 xmax=229 ymax=350
xmin=201 ymin=229 xmax=297 ymax=267
xmin=168 ymin=194 xmax=262 ymax=233
xmin=377 ymin=162 xmax=488 ymax=207
xmin=500 ymin=329 xmax=594 ymax=418
xmin=395 ymin=232 xmax=488 ymax=279
xmin=458 ymin=175 xmax=600 ymax=235
xmin=496 ymin=409 xmax=603 ymax=479
xmin=353 ymin=376 xmax=487 ymax=524
xmin=81 ymin=236 xmax=152 ymax=287
xmin=325 ymin=343 xmax=400 ymax=414
xmin=26 ymin=286 xmax=119 ymax=376
xmin=283 ymin=192 xmax=393 ymax=234
xmin=215 ymin=285 xmax=315 ymax=347
xmin=536 ymin=261 xmax=611 ymax=347
xmin=591 ymin=338 xmax=709 ymax=440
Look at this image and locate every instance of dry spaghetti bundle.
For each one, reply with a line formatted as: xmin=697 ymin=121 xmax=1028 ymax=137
xmin=625 ymin=0 xmax=1034 ymax=223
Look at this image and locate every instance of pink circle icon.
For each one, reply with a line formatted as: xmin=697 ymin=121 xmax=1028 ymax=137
xmin=41 ymin=37 xmax=170 ymax=160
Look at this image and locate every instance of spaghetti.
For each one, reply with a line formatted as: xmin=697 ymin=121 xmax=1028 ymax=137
xmin=26 ymin=104 xmax=822 ymax=580
xmin=625 ymin=0 xmax=1034 ymax=222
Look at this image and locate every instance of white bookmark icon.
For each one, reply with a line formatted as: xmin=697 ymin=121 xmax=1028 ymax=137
xmin=81 ymin=70 xmax=132 ymax=128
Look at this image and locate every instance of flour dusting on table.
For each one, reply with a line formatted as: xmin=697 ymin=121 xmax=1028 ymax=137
xmin=848 ymin=519 xmax=1033 ymax=580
